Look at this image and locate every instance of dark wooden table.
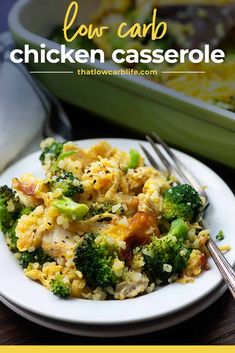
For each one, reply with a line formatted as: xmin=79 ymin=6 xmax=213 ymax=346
xmin=0 ymin=0 xmax=234 ymax=345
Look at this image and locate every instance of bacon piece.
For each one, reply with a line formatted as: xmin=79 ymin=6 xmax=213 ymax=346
xmin=122 ymin=211 xmax=160 ymax=262
xmin=13 ymin=178 xmax=36 ymax=196
xmin=200 ymin=253 xmax=208 ymax=270
xmin=127 ymin=211 xmax=159 ymax=239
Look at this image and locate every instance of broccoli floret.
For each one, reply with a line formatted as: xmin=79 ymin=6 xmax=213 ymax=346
xmin=51 ymin=171 xmax=84 ymax=198
xmin=50 ymin=274 xmax=70 ymax=298
xmin=74 ymin=233 xmax=118 ymax=289
xmin=89 ymin=202 xmax=124 ymax=217
xmin=0 ymin=186 xmax=25 ymax=250
xmin=39 ymin=139 xmax=64 ymax=165
xmin=53 ymin=197 xmax=89 ymax=220
xmin=0 ymin=186 xmax=22 ymax=234
xmin=7 ymin=224 xmax=18 ymax=251
xmin=0 ymin=186 xmax=33 ymax=251
xmin=143 ymin=219 xmax=191 ymax=284
xmin=167 ymin=218 xmax=189 ymax=239
xmin=20 ymin=248 xmax=54 ymax=269
xmin=162 ymin=184 xmax=203 ymax=222
xmin=89 ymin=202 xmax=113 ymax=216
xmin=125 ymin=149 xmax=140 ymax=172
xmin=216 ymin=230 xmax=225 ymax=241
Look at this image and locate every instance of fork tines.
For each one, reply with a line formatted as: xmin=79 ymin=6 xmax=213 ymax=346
xmin=143 ymin=133 xmax=208 ymax=204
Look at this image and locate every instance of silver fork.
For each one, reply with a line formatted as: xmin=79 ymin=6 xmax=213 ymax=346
xmin=140 ymin=133 xmax=235 ymax=299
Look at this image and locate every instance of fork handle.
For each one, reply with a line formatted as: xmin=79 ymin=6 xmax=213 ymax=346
xmin=207 ymin=238 xmax=235 ymax=299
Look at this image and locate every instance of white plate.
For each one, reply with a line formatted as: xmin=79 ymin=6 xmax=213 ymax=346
xmin=0 ymin=138 xmax=234 ymax=325
xmin=0 ymin=283 xmax=227 ymax=337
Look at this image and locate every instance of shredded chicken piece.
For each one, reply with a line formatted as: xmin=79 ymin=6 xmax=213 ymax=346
xmin=41 ymin=226 xmax=77 ymax=259
xmin=114 ymin=274 xmax=149 ymax=300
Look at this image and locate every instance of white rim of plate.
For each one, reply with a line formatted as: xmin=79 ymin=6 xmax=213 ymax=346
xmin=0 ymin=283 xmax=227 ymax=337
xmin=0 ymin=138 xmax=234 ymax=325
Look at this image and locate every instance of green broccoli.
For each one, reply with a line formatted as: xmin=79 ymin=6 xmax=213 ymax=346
xmin=216 ymin=230 xmax=225 ymax=241
xmin=20 ymin=248 xmax=54 ymax=269
xmin=0 ymin=186 xmax=32 ymax=251
xmin=39 ymin=139 xmax=64 ymax=165
xmin=167 ymin=218 xmax=189 ymax=239
xmin=74 ymin=233 xmax=118 ymax=289
xmin=143 ymin=219 xmax=191 ymax=284
xmin=50 ymin=171 xmax=84 ymax=198
xmin=89 ymin=202 xmax=113 ymax=216
xmin=125 ymin=149 xmax=140 ymax=171
xmin=162 ymin=184 xmax=203 ymax=222
xmin=50 ymin=274 xmax=70 ymax=298
xmin=53 ymin=197 xmax=89 ymax=220
xmin=89 ymin=202 xmax=124 ymax=217
xmin=7 ymin=224 xmax=18 ymax=251
xmin=0 ymin=186 xmax=21 ymax=234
